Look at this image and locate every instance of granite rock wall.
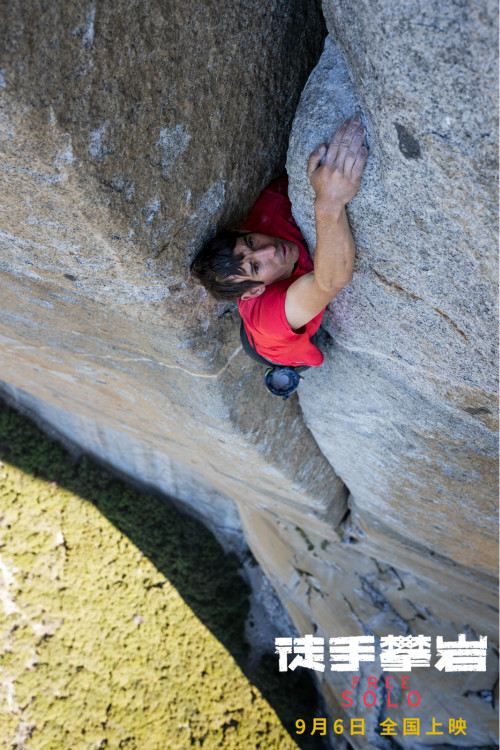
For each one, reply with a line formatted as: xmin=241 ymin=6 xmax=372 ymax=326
xmin=278 ymin=2 xmax=497 ymax=744
xmin=0 ymin=0 xmax=344 ymax=532
xmin=0 ymin=1 xmax=498 ymax=748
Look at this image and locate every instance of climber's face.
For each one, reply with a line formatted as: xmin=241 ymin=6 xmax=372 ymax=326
xmin=232 ymin=233 xmax=299 ymax=300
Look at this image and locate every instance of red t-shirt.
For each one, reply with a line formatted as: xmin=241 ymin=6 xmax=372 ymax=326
xmin=237 ymin=176 xmax=325 ymax=367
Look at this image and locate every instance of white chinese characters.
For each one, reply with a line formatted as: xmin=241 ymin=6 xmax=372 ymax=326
xmin=434 ymin=634 xmax=488 ymax=672
xmin=329 ymin=636 xmax=376 ymax=671
xmin=275 ymin=635 xmax=326 ymax=672
xmin=275 ymin=634 xmax=487 ymax=672
xmin=380 ymin=635 xmax=432 ymax=671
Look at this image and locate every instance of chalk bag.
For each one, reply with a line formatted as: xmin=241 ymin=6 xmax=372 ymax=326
xmin=263 ymin=366 xmax=300 ymax=401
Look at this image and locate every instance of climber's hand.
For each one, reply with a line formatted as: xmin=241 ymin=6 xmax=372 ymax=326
xmin=284 ymin=114 xmax=367 ymax=332
xmin=307 ymin=115 xmax=367 ymax=213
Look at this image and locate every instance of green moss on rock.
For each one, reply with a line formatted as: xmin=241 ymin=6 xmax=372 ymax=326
xmin=0 ymin=402 xmax=325 ymax=749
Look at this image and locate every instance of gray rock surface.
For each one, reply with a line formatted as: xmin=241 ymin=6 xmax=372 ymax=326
xmin=0 ymin=0 xmax=498 ymax=748
xmin=1 ymin=0 xmax=325 ymax=246
xmin=0 ymin=0 xmax=343 ymax=531
xmin=287 ymin=13 xmax=497 ymax=578
xmin=282 ymin=3 xmax=498 ymax=745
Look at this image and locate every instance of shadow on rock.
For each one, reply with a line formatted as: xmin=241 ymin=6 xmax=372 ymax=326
xmin=0 ymin=398 xmax=331 ymax=750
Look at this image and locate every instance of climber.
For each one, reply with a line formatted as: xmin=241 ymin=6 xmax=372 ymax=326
xmin=190 ymin=114 xmax=367 ymax=396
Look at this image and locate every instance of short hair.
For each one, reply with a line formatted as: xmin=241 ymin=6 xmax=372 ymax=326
xmin=190 ymin=230 xmax=264 ymax=301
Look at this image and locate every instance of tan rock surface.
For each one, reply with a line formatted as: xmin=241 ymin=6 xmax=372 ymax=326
xmin=0 ymin=2 xmax=498 ymax=749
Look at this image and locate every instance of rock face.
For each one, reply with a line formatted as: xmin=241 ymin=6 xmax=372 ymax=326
xmin=281 ymin=2 xmax=498 ymax=744
xmin=288 ymin=13 xmax=497 ymax=580
xmin=1 ymin=0 xmax=326 ymax=245
xmin=0 ymin=1 xmax=498 ymax=748
xmin=0 ymin=1 xmax=342 ymax=531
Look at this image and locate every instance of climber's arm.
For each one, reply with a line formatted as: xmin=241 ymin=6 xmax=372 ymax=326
xmin=284 ymin=115 xmax=367 ymax=332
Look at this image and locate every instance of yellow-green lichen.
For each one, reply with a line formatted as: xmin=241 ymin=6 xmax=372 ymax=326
xmin=0 ymin=403 xmax=324 ymax=750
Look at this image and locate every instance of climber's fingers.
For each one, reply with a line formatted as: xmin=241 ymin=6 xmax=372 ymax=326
xmin=342 ymin=122 xmax=367 ymax=176
xmin=351 ymin=144 xmax=368 ymax=177
xmin=323 ymin=117 xmax=350 ymax=166
xmin=307 ymin=143 xmax=328 ymax=178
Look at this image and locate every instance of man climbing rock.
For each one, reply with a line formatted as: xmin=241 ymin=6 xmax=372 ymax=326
xmin=191 ymin=115 xmax=367 ymax=394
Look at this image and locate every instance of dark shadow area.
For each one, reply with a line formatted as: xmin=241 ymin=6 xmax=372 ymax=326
xmin=0 ymin=398 xmax=332 ymax=750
